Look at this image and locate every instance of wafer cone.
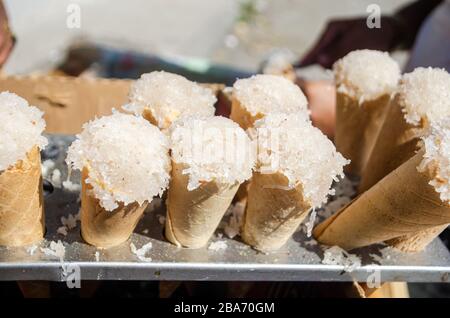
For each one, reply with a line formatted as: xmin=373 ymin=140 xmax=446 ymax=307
xmin=0 ymin=146 xmax=44 ymax=246
xmin=165 ymin=161 xmax=239 ymax=248
xmin=385 ymin=224 xmax=448 ymax=253
xmin=242 ymin=172 xmax=312 ymax=251
xmin=230 ymin=96 xmax=264 ymax=131
xmin=314 ymin=151 xmax=450 ymax=251
xmin=335 ymin=92 xmax=391 ymax=176
xmin=80 ymin=168 xmax=148 ymax=248
xmin=229 ymin=96 xmax=263 ymax=201
xmin=359 ymin=94 xmax=424 ymax=192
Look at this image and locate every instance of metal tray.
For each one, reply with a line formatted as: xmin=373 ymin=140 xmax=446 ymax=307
xmin=0 ymin=135 xmax=449 ymax=283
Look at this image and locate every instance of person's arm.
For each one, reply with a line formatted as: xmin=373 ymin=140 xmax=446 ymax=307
xmin=299 ymin=0 xmax=443 ymax=69
xmin=0 ymin=1 xmax=14 ymax=67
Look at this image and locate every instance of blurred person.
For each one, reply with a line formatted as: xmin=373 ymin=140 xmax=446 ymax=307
xmin=299 ymin=0 xmax=447 ymax=70
xmin=298 ymin=0 xmax=449 ymax=138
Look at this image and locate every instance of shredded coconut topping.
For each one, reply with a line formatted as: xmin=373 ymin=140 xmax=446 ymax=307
xmin=62 ymin=180 xmax=81 ymax=192
xmin=41 ymin=159 xmax=55 ymax=178
xmin=40 ymin=240 xmax=66 ymax=262
xmin=0 ymin=92 xmax=48 ymax=171
xmin=398 ymin=67 xmax=450 ymax=126
xmin=66 ymin=112 xmax=171 ymax=211
xmin=322 ymin=246 xmax=361 ymax=272
xmin=170 ymin=116 xmax=255 ymax=191
xmin=130 ymin=242 xmax=153 ymax=262
xmin=233 ymin=74 xmax=308 ymax=116
xmin=124 ymin=71 xmax=216 ymax=129
xmin=27 ymin=245 xmax=38 ymax=256
xmin=208 ymin=240 xmax=228 ymax=251
xmin=333 ymin=50 xmax=400 ymax=102
xmin=249 ymin=113 xmax=349 ymax=207
xmin=418 ymin=118 xmax=450 ymax=204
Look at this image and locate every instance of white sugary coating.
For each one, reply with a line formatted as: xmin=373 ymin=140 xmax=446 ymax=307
xmin=249 ymin=113 xmax=349 ymax=207
xmin=170 ymin=116 xmax=255 ymax=191
xmin=124 ymin=71 xmax=216 ymax=129
xmin=66 ymin=112 xmax=171 ymax=211
xmin=333 ymin=50 xmax=400 ymax=102
xmin=418 ymin=118 xmax=450 ymax=204
xmin=398 ymin=67 xmax=450 ymax=126
xmin=0 ymin=92 xmax=47 ymax=171
xmin=233 ymin=74 xmax=308 ymax=116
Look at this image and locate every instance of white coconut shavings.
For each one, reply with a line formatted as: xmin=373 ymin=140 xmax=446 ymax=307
xmin=233 ymin=74 xmax=308 ymax=116
xmin=398 ymin=67 xmax=450 ymax=126
xmin=208 ymin=240 xmax=228 ymax=251
xmin=333 ymin=50 xmax=400 ymax=102
xmin=418 ymin=118 xmax=450 ymax=204
xmin=57 ymin=226 xmax=68 ymax=236
xmin=57 ymin=212 xmax=80 ymax=236
xmin=66 ymin=112 xmax=171 ymax=211
xmin=249 ymin=113 xmax=349 ymax=207
xmin=62 ymin=180 xmax=81 ymax=192
xmin=40 ymin=240 xmax=66 ymax=262
xmin=0 ymin=92 xmax=48 ymax=171
xmin=322 ymin=246 xmax=361 ymax=272
xmin=62 ymin=213 xmax=78 ymax=230
xmin=124 ymin=71 xmax=216 ymax=129
xmin=51 ymin=168 xmax=62 ymax=188
xmin=170 ymin=116 xmax=255 ymax=191
xmin=26 ymin=245 xmax=38 ymax=256
xmin=304 ymin=208 xmax=317 ymax=238
xmin=41 ymin=159 xmax=55 ymax=178
xmin=224 ymin=202 xmax=245 ymax=239
xmin=130 ymin=242 xmax=153 ymax=262
xmin=369 ymin=253 xmax=384 ymax=263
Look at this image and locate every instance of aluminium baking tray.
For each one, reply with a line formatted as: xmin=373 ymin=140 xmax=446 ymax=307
xmin=0 ymin=134 xmax=449 ymax=283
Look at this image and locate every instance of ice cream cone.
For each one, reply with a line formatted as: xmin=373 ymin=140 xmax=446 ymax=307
xmin=242 ymin=172 xmax=312 ymax=251
xmin=314 ymin=151 xmax=450 ymax=251
xmin=335 ymin=92 xmax=391 ymax=176
xmin=332 ymin=50 xmax=401 ymax=176
xmin=166 ymin=116 xmax=254 ymax=248
xmin=230 ymin=75 xmax=310 ymax=202
xmin=242 ymin=113 xmax=347 ymax=251
xmin=165 ymin=161 xmax=239 ymax=248
xmin=80 ymin=168 xmax=148 ymax=248
xmin=358 ymin=95 xmax=423 ymax=192
xmin=359 ymin=67 xmax=450 ymax=193
xmin=230 ymin=96 xmax=264 ymax=131
xmin=67 ymin=113 xmax=171 ymax=248
xmin=0 ymin=146 xmax=45 ymax=246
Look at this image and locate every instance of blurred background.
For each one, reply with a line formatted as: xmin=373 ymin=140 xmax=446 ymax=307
xmin=3 ymin=0 xmax=411 ymax=79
